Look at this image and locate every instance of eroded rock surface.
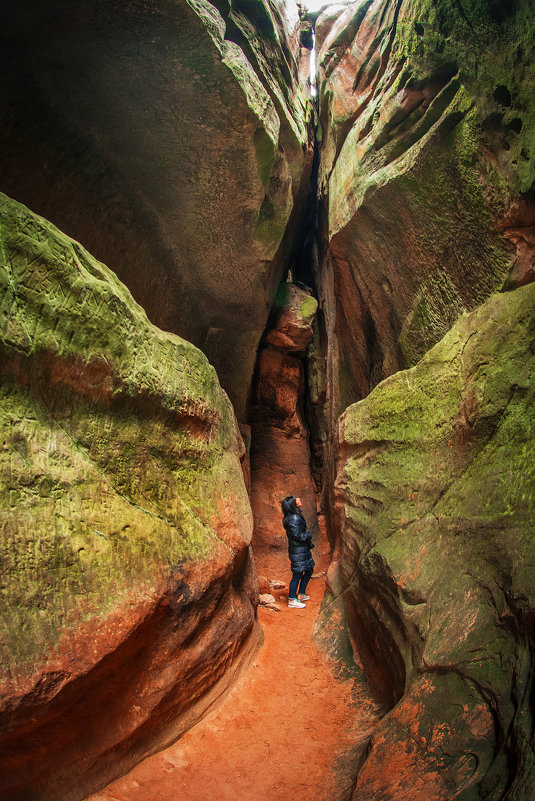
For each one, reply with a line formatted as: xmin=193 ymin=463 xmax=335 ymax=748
xmin=0 ymin=0 xmax=313 ymax=420
xmin=315 ymin=0 xmax=535 ymax=415
xmin=334 ymin=283 xmax=535 ymax=800
xmin=0 ymin=193 xmax=260 ymax=801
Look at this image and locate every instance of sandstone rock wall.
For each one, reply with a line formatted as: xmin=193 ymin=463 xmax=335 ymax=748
xmin=309 ymin=1 xmax=535 ymax=798
xmin=0 ymin=192 xmax=260 ymax=801
xmin=315 ymin=0 xmax=535 ymax=416
xmin=0 ymin=0 xmax=313 ymax=421
xmin=333 ymin=282 xmax=535 ymax=800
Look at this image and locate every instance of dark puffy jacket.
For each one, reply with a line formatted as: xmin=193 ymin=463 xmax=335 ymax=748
xmin=283 ymin=512 xmax=315 ymax=573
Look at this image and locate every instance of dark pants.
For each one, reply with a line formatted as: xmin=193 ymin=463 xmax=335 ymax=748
xmin=289 ymin=568 xmax=313 ymax=599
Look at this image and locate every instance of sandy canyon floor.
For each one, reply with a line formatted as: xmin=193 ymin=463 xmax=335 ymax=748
xmin=88 ymin=529 xmax=378 ymax=801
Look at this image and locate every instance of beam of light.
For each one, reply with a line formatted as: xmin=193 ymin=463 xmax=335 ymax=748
xmin=303 ymin=0 xmax=340 ymax=11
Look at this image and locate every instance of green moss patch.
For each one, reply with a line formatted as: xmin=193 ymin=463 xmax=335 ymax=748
xmin=337 ymin=282 xmax=535 ymax=792
xmin=0 ymin=193 xmax=249 ymax=674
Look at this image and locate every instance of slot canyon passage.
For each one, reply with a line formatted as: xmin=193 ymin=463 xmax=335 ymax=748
xmin=1 ymin=0 xmax=535 ymax=799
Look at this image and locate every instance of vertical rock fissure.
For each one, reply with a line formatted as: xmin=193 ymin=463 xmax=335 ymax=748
xmin=245 ymin=19 xmax=348 ymax=568
xmin=247 ymin=285 xmax=321 ymax=551
xmin=247 ymin=111 xmax=326 ymax=551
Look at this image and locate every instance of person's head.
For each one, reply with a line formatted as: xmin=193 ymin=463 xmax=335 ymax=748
xmin=282 ymin=495 xmax=302 ymax=516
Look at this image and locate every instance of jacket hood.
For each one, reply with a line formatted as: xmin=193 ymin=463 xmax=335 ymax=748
xmin=281 ymin=496 xmax=300 ymax=517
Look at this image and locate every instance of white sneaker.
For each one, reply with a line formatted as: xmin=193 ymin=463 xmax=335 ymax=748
xmin=298 ymin=594 xmax=310 ymax=601
xmin=288 ymin=598 xmax=306 ymax=608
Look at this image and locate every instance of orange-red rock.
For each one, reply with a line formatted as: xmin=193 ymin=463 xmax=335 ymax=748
xmin=265 ymin=283 xmax=318 ymax=352
xmin=315 ymin=0 xmax=535 ymax=420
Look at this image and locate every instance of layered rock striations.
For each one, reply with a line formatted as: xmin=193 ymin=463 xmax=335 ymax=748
xmin=315 ymin=0 xmax=535 ymax=417
xmin=0 ymin=193 xmax=259 ymax=801
xmin=334 ymin=282 xmax=535 ymax=800
xmin=0 ymin=0 xmax=313 ymax=421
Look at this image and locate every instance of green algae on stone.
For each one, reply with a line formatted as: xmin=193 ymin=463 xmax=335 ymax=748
xmin=266 ymin=281 xmax=318 ymax=355
xmin=272 ymin=280 xmax=318 ymax=321
xmin=299 ymin=293 xmax=318 ymax=321
xmin=0 ymin=192 xmax=251 ymax=674
xmin=398 ymin=0 xmax=535 ymax=192
xmin=398 ymin=269 xmax=467 ymax=366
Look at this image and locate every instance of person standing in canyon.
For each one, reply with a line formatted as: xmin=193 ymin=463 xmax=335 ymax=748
xmin=282 ymin=496 xmax=315 ymax=609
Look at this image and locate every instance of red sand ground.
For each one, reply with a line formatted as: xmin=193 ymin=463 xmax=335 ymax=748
xmin=88 ymin=536 xmax=378 ymax=801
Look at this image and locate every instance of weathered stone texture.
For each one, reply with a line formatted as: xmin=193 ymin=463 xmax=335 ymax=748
xmin=0 ymin=0 xmax=313 ymax=421
xmin=334 ymin=282 xmax=535 ymax=800
xmin=316 ymin=0 xmax=535 ymax=415
xmin=0 ymin=192 xmax=260 ymax=801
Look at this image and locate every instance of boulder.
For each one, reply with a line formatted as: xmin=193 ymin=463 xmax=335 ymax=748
xmin=0 ymin=0 xmax=313 ymax=420
xmin=258 ymin=593 xmax=276 ymax=605
xmin=0 ymin=193 xmax=260 ymax=801
xmin=334 ymin=282 xmax=535 ymax=800
xmin=265 ymin=282 xmax=318 ymax=352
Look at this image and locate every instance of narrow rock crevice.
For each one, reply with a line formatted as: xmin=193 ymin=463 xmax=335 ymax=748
xmin=2 ymin=2 xmax=535 ymax=800
xmin=248 ymin=278 xmax=321 ymax=550
xmin=246 ymin=112 xmax=334 ymax=556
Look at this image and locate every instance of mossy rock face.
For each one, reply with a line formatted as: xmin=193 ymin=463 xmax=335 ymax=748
xmin=0 ymin=192 xmax=259 ymax=801
xmin=0 ymin=0 xmax=312 ymax=421
xmin=316 ymin=0 xmax=535 ymax=415
xmin=266 ymin=281 xmax=318 ymax=351
xmin=335 ymin=282 xmax=535 ymax=800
